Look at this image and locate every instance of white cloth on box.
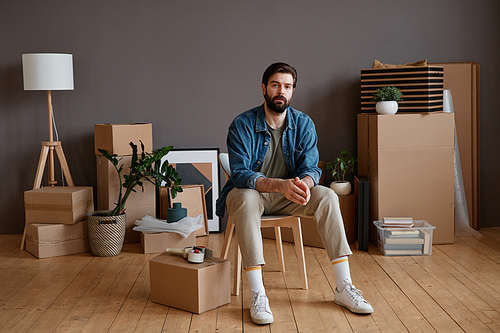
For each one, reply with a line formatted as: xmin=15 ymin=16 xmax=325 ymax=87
xmin=133 ymin=215 xmax=204 ymax=238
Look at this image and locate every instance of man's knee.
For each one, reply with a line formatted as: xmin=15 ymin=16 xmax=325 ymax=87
xmin=311 ymin=185 xmax=339 ymax=207
xmin=226 ymin=188 xmax=263 ymax=215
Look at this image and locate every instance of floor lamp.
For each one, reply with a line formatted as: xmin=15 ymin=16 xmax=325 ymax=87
xmin=22 ymin=53 xmax=75 ymax=189
xmin=21 ymin=53 xmax=75 ymax=251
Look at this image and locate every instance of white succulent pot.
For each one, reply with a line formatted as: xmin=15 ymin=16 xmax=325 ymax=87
xmin=330 ymin=181 xmax=352 ymax=196
xmin=376 ymin=101 xmax=398 ymax=114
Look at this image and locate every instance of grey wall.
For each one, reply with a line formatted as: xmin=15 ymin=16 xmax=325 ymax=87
xmin=1 ymin=0 xmax=499 ymax=234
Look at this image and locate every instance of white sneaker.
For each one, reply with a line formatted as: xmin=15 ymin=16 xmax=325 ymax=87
xmin=334 ymin=280 xmax=374 ymax=314
xmin=250 ymin=290 xmax=274 ymax=325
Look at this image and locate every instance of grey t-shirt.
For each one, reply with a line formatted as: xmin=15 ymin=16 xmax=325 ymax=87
xmin=256 ymin=123 xmax=290 ymax=179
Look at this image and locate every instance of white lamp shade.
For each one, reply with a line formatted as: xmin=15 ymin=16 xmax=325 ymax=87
xmin=22 ymin=53 xmax=74 ymax=91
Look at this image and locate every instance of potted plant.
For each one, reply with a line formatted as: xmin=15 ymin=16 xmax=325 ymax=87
xmin=87 ymin=141 xmax=182 ymax=257
xmin=371 ymin=85 xmax=403 ymax=114
xmin=325 ymin=149 xmax=357 ymax=196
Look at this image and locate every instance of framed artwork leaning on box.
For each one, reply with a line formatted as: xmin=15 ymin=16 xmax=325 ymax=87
xmin=160 ymin=148 xmax=220 ymax=232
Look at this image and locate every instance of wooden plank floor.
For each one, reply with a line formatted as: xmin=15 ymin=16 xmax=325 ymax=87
xmin=1 ymin=228 xmax=500 ymax=332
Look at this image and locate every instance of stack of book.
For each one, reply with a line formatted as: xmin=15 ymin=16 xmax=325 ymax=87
xmin=384 ymin=229 xmax=425 ymax=255
xmin=382 ymin=217 xmax=415 ymax=228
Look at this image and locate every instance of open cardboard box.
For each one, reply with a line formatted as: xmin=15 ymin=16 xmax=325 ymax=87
xmin=149 ymin=253 xmax=230 ymax=314
xmin=141 ymin=231 xmax=196 ymax=254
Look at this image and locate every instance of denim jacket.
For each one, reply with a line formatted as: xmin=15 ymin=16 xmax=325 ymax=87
xmin=216 ymin=104 xmax=321 ymax=218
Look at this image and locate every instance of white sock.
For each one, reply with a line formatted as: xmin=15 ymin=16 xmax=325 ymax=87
xmin=245 ymin=265 xmax=265 ymax=295
xmin=331 ymin=256 xmax=352 ymax=291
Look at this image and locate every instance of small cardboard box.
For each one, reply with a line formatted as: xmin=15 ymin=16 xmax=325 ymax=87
xmin=141 ymin=231 xmax=196 ymax=254
xmin=96 ymin=155 xmax=155 ymax=243
xmin=261 ymin=193 xmax=356 ymax=247
xmin=374 ymin=220 xmax=435 ymax=256
xmin=25 ymin=186 xmax=94 ymax=224
xmin=25 ymin=221 xmax=90 ymax=258
xmin=94 ymin=123 xmax=153 ymax=155
xmin=357 ymin=113 xmax=455 ymax=244
xmin=149 ymin=253 xmax=230 ymax=314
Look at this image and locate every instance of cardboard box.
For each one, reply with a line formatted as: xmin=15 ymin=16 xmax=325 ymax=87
xmin=149 ymin=253 xmax=230 ymax=314
xmin=25 ymin=221 xmax=90 ymax=258
xmin=94 ymin=123 xmax=153 ymax=155
xmin=96 ymin=155 xmax=155 ymax=243
xmin=430 ymin=62 xmax=480 ymax=229
xmin=25 ymin=186 xmax=94 ymax=224
xmin=374 ymin=220 xmax=435 ymax=256
xmin=357 ymin=113 xmax=455 ymax=244
xmin=361 ymin=66 xmax=444 ymax=112
xmin=261 ymin=193 xmax=356 ymax=247
xmin=141 ymin=231 xmax=196 ymax=254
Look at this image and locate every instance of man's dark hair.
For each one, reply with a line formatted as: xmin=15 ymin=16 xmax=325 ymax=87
xmin=262 ymin=62 xmax=297 ymax=88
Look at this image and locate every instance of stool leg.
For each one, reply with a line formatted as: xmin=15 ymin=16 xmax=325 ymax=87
xmin=292 ymin=218 xmax=308 ymax=290
xmin=234 ymin=241 xmax=242 ymax=296
xmin=275 ymin=226 xmax=285 ymax=272
xmin=221 ymin=216 xmax=234 ymax=259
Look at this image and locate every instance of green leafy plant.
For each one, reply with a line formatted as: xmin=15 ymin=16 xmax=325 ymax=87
xmin=371 ymin=85 xmax=403 ymax=102
xmin=98 ymin=141 xmax=182 ymax=216
xmin=325 ymin=150 xmax=358 ymax=182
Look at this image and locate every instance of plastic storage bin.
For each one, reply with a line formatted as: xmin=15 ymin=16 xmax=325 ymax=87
xmin=374 ymin=220 xmax=435 ymax=256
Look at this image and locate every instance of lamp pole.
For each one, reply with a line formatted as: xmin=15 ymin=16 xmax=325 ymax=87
xmin=47 ymin=90 xmax=57 ymax=186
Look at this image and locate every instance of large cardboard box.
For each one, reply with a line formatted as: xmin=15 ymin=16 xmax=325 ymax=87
xmin=430 ymin=62 xmax=480 ymax=229
xmin=149 ymin=253 xmax=230 ymax=314
xmin=261 ymin=193 xmax=356 ymax=247
xmin=141 ymin=231 xmax=196 ymax=254
xmin=94 ymin=123 xmax=153 ymax=155
xmin=25 ymin=186 xmax=94 ymax=224
xmin=25 ymin=221 xmax=90 ymax=258
xmin=357 ymin=113 xmax=455 ymax=244
xmin=96 ymin=155 xmax=155 ymax=243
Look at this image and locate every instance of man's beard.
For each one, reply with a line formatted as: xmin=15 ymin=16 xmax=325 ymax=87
xmin=264 ymin=91 xmax=289 ymax=114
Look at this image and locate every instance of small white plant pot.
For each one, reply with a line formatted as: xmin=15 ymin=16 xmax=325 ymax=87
xmin=330 ymin=181 xmax=351 ymax=196
xmin=376 ymin=101 xmax=398 ymax=114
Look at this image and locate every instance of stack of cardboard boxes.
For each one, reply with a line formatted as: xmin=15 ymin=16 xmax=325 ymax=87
xmin=358 ymin=66 xmax=456 ymax=246
xmin=24 ymin=186 xmax=94 ymax=258
xmin=94 ymin=123 xmax=156 ymax=244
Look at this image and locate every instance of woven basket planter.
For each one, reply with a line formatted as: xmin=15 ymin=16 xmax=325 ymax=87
xmin=87 ymin=210 xmax=126 ymax=257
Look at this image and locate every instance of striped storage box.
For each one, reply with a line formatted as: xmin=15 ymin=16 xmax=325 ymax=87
xmin=361 ymin=66 xmax=444 ymax=112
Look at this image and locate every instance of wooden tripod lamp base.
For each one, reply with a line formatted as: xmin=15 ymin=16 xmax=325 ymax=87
xmin=33 ymin=141 xmax=74 ymax=189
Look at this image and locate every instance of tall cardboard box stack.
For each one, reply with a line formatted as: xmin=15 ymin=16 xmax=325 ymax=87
xmin=94 ymin=123 xmax=155 ymax=243
xmin=24 ymin=186 xmax=93 ymax=258
xmin=357 ymin=113 xmax=455 ymax=244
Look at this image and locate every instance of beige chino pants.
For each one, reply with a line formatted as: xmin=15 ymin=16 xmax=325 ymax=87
xmin=225 ymin=185 xmax=353 ymax=268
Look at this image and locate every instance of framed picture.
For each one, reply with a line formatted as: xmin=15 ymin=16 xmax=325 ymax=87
xmin=160 ymin=148 xmax=220 ymax=232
